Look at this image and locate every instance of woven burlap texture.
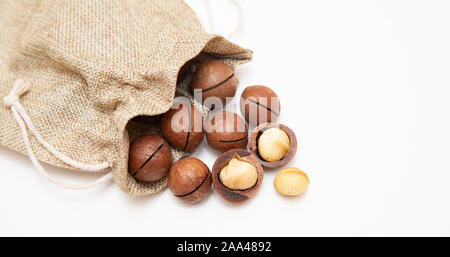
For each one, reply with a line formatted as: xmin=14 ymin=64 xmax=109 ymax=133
xmin=0 ymin=0 xmax=252 ymax=196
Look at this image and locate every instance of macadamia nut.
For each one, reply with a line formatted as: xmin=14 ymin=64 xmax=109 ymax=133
xmin=219 ymin=157 xmax=258 ymax=190
xmin=128 ymin=135 xmax=172 ymax=183
xmin=274 ymin=168 xmax=309 ymax=196
xmin=191 ymin=60 xmax=238 ymax=109
xmin=213 ymin=150 xmax=264 ymax=202
xmin=205 ymin=111 xmax=248 ymax=152
xmin=258 ymin=128 xmax=290 ymax=162
xmin=168 ymin=157 xmax=212 ymax=203
xmin=240 ymin=85 xmax=280 ymax=126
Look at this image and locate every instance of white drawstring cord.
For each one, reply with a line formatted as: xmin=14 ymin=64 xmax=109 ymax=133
xmin=3 ymin=79 xmax=112 ymax=190
xmin=3 ymin=1 xmax=245 ymax=190
xmin=203 ymin=0 xmax=244 ymax=39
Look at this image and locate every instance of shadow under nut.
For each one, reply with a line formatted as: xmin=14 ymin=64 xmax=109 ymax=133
xmin=212 ymin=149 xmax=264 ymax=203
xmin=248 ymin=123 xmax=298 ymax=168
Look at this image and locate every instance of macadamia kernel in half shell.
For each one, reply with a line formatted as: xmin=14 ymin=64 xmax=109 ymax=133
xmin=258 ymin=128 xmax=290 ymax=162
xmin=219 ymin=157 xmax=258 ymax=190
xmin=212 ymin=149 xmax=264 ymax=202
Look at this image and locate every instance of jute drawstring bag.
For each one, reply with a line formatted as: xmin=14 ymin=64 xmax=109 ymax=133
xmin=0 ymin=0 xmax=252 ymax=196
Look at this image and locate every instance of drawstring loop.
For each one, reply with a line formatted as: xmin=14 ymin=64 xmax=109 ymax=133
xmin=3 ymin=79 xmax=112 ymax=190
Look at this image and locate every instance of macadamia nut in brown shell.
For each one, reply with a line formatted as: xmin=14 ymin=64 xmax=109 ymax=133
xmin=190 ymin=60 xmax=238 ymax=109
xmin=205 ymin=111 xmax=248 ymax=152
xmin=240 ymin=85 xmax=280 ymax=126
xmin=128 ymin=135 xmax=172 ymax=183
xmin=161 ymin=102 xmax=204 ymax=152
xmin=168 ymin=157 xmax=212 ymax=203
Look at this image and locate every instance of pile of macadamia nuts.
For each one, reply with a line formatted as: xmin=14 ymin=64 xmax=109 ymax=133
xmin=128 ymin=60 xmax=310 ymax=204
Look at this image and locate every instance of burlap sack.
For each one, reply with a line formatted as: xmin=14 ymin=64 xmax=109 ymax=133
xmin=0 ymin=0 xmax=252 ymax=195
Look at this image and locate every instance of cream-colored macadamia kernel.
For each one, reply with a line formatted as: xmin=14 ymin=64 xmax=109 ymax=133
xmin=219 ymin=158 xmax=258 ymax=190
xmin=274 ymin=168 xmax=309 ymax=196
xmin=258 ymin=128 xmax=290 ymax=162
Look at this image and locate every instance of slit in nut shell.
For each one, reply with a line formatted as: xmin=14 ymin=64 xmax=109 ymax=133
xmin=168 ymin=157 xmax=212 ymax=204
xmin=160 ymin=102 xmax=204 ymax=152
xmin=190 ymin=60 xmax=238 ymax=109
xmin=128 ymin=135 xmax=172 ymax=183
xmin=240 ymin=85 xmax=280 ymax=126
xmin=205 ymin=111 xmax=248 ymax=152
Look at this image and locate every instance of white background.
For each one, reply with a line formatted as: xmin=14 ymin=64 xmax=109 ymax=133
xmin=2 ymin=0 xmax=450 ymax=236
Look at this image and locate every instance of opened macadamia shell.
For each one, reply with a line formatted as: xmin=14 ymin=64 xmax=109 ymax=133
xmin=212 ymin=149 xmax=264 ymax=203
xmin=249 ymin=123 xmax=297 ymax=168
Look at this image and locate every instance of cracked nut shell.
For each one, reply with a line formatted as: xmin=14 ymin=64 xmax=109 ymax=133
xmin=128 ymin=135 xmax=172 ymax=182
xmin=212 ymin=149 xmax=264 ymax=203
xmin=249 ymin=123 xmax=297 ymax=168
xmin=240 ymin=85 xmax=280 ymax=126
xmin=205 ymin=111 xmax=248 ymax=152
xmin=190 ymin=60 xmax=238 ymax=108
xmin=161 ymin=102 xmax=204 ymax=152
xmin=168 ymin=157 xmax=212 ymax=204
